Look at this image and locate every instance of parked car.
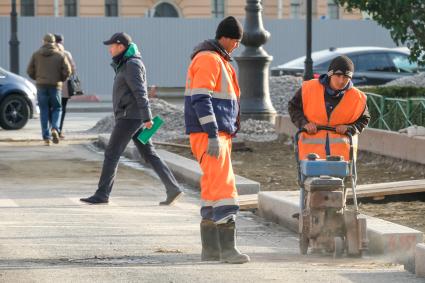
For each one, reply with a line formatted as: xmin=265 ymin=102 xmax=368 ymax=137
xmin=270 ymin=47 xmax=423 ymax=86
xmin=0 ymin=67 xmax=39 ymax=130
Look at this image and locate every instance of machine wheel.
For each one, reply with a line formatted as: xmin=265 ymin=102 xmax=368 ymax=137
xmin=299 ymin=233 xmax=309 ymax=255
xmin=333 ymin=237 xmax=344 ymax=258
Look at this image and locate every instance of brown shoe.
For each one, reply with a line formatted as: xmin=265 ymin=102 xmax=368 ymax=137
xmin=51 ymin=129 xmax=60 ymax=144
xmin=44 ymin=139 xmax=51 ymax=146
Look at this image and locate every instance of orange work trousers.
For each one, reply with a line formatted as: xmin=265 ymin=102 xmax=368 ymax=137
xmin=189 ymin=132 xmax=238 ymax=208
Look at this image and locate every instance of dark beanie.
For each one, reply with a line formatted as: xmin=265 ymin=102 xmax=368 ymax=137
xmin=327 ymin=55 xmax=354 ymax=78
xmin=215 ymin=16 xmax=243 ymax=40
xmin=54 ymin=34 xmax=64 ymax=44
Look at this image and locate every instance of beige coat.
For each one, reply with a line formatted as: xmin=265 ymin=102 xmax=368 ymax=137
xmin=57 ymin=43 xmax=76 ymax=98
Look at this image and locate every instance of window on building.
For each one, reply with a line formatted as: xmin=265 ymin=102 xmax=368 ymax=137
xmin=327 ymin=0 xmax=339 ymax=19
xmin=21 ymin=0 xmax=35 ymax=17
xmin=105 ymin=0 xmax=118 ymax=17
xmin=290 ymin=0 xmax=300 ymax=19
xmin=212 ymin=0 xmax=225 ymax=18
xmin=153 ymin=2 xmax=179 ymax=17
xmin=65 ymin=0 xmax=77 ymax=17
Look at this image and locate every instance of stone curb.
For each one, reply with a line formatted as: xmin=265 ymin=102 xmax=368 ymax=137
xmin=416 ymin=243 xmax=425 ymax=278
xmin=258 ymin=191 xmax=423 ymax=273
xmin=97 ymin=134 xmax=260 ymax=195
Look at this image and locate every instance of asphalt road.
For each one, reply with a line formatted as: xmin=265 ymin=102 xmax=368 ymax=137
xmin=0 ymin=113 xmax=423 ymax=282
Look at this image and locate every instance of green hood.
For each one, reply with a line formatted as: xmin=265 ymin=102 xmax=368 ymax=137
xmin=123 ymin=42 xmax=139 ymax=59
xmin=111 ymin=43 xmax=141 ymax=73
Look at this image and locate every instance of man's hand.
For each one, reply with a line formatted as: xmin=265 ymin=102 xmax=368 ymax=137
xmin=336 ymin=125 xmax=348 ymax=135
xmin=303 ymin=122 xmax=317 ymax=134
xmin=144 ymin=120 xmax=153 ymax=129
xmin=207 ymin=137 xmax=221 ymax=158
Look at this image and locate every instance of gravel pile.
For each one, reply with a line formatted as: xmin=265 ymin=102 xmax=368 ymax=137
xmin=88 ymin=76 xmax=301 ymax=142
xmin=385 ymin=72 xmax=425 ymax=87
xmin=269 ymin=76 xmax=302 ymax=115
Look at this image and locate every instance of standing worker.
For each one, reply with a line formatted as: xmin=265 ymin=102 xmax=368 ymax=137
xmin=80 ymin=32 xmax=183 ymax=205
xmin=27 ymin=33 xmax=71 ymax=146
xmin=55 ymin=34 xmax=76 ymax=139
xmin=184 ymin=16 xmax=249 ymax=264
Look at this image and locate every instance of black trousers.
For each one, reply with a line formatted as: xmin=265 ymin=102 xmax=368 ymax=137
xmin=95 ymin=118 xmax=182 ymax=199
xmin=59 ymin=97 xmax=69 ymax=133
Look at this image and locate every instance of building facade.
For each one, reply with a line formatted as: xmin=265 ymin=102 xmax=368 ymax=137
xmin=0 ymin=0 xmax=363 ymax=19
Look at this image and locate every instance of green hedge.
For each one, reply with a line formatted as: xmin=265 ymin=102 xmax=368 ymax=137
xmin=359 ymin=86 xmax=425 ymax=98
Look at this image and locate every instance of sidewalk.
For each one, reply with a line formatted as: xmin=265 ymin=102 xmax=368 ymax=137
xmin=0 ymin=141 xmax=422 ymax=282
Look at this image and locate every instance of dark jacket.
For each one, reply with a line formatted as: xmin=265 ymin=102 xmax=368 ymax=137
xmin=111 ymin=43 xmax=152 ymax=121
xmin=27 ymin=43 xmax=71 ymax=89
xmin=288 ymin=74 xmax=370 ymax=135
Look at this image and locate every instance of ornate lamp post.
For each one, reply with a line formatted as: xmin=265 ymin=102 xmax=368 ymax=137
xmin=303 ymin=0 xmax=313 ymax=80
xmin=9 ymin=0 xmax=20 ymax=74
xmin=235 ymin=0 xmax=276 ymax=122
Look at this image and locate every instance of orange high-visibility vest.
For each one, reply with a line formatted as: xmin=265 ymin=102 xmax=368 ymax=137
xmin=298 ymin=79 xmax=367 ymax=161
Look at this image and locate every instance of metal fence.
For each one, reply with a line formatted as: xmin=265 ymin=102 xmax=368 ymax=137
xmin=366 ymin=92 xmax=425 ymax=131
xmin=0 ymin=17 xmax=397 ymax=99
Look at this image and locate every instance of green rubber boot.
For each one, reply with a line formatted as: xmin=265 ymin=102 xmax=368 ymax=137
xmin=200 ymin=219 xmax=220 ymax=261
xmin=217 ymin=221 xmax=250 ymax=264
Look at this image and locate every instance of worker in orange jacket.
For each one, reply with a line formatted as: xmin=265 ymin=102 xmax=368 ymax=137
xmin=288 ymin=55 xmax=370 ymax=208
xmin=184 ymin=16 xmax=249 ymax=264
xmin=288 ymin=55 xmax=370 ymax=161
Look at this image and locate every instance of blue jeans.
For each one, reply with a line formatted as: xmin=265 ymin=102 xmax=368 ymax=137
xmin=37 ymin=87 xmax=62 ymax=140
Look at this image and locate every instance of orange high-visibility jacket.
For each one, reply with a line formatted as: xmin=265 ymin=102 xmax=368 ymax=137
xmin=298 ymin=79 xmax=367 ymax=161
xmin=184 ymin=51 xmax=240 ymax=137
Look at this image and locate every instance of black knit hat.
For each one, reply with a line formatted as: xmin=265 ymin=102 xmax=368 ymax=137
xmin=327 ymin=55 xmax=354 ymax=78
xmin=215 ymin=16 xmax=243 ymax=40
xmin=54 ymin=34 xmax=64 ymax=44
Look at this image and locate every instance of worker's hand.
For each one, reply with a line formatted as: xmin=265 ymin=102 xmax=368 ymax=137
xmin=303 ymin=122 xmax=317 ymax=134
xmin=207 ymin=137 xmax=221 ymax=158
xmin=336 ymin=125 xmax=348 ymax=135
xmin=144 ymin=120 xmax=153 ymax=129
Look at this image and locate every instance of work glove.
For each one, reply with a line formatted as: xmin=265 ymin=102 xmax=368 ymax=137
xmin=207 ymin=137 xmax=221 ymax=158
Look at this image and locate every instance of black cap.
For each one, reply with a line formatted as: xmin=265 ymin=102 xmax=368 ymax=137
xmin=327 ymin=55 xmax=354 ymax=78
xmin=103 ymin=32 xmax=132 ymax=46
xmin=54 ymin=34 xmax=64 ymax=44
xmin=215 ymin=16 xmax=243 ymax=40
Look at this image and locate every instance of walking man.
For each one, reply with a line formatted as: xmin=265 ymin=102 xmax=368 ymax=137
xmin=27 ymin=33 xmax=71 ymax=145
xmin=80 ymin=32 xmax=183 ymax=205
xmin=184 ymin=16 xmax=250 ymax=264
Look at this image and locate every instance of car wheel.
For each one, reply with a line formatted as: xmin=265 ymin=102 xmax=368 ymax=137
xmin=0 ymin=94 xmax=30 ymax=130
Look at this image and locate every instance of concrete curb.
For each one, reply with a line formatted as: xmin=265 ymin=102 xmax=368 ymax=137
xmin=258 ymin=191 xmax=423 ymax=272
xmin=416 ymin=243 xmax=425 ymax=277
xmin=97 ymin=134 xmax=260 ymax=195
xmin=275 ymin=114 xmax=425 ymax=165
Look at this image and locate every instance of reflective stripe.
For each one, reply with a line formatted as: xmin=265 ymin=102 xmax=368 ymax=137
xmin=329 ymin=137 xmax=350 ymax=144
xmin=184 ymin=88 xmax=213 ymax=97
xmin=201 ymin=197 xmax=239 ymax=207
xmin=212 ymin=91 xmax=237 ymax=100
xmin=199 ymin=115 xmax=216 ymax=125
xmin=185 ymin=89 xmax=237 ymax=100
xmin=300 ymin=136 xmax=326 ymax=144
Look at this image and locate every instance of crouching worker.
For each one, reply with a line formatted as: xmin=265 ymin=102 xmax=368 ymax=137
xmin=184 ymin=16 xmax=249 ymax=264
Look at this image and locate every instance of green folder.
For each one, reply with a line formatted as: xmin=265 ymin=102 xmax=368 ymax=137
xmin=137 ymin=116 xmax=164 ymax=144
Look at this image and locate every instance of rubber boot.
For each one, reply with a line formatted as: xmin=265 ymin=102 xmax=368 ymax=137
xmin=217 ymin=221 xmax=250 ymax=264
xmin=200 ymin=219 xmax=220 ymax=261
